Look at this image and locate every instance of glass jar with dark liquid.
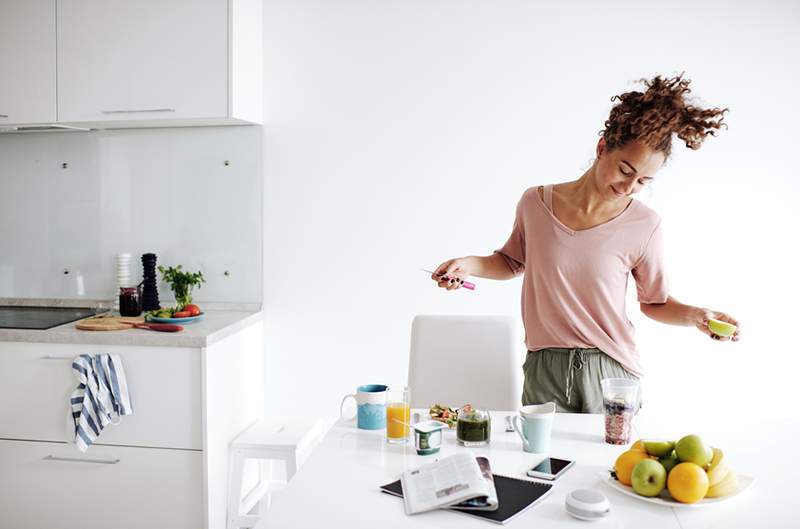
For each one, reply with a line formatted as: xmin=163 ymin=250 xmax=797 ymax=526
xmin=456 ymin=407 xmax=491 ymax=446
xmin=119 ymin=286 xmax=142 ymax=317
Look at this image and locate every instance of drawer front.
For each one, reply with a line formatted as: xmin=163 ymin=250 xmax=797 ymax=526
xmin=0 ymin=439 xmax=203 ymax=529
xmin=0 ymin=342 xmax=202 ymax=449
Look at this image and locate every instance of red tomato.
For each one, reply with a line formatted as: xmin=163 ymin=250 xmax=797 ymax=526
xmin=173 ymin=311 xmax=191 ymax=318
xmin=183 ymin=304 xmax=201 ymax=316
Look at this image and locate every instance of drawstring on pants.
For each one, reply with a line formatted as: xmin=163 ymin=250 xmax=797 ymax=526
xmin=565 ymin=348 xmax=587 ymax=405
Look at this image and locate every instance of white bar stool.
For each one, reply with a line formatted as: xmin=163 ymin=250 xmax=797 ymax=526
xmin=227 ymin=418 xmax=324 ymax=529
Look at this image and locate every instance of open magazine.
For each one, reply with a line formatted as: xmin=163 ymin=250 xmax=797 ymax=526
xmin=398 ymin=453 xmax=498 ymax=514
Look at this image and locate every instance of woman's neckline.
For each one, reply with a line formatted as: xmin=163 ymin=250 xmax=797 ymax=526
xmin=536 ymin=184 xmax=635 ymax=235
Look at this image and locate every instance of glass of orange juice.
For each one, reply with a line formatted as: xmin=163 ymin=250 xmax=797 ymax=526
xmin=385 ymin=386 xmax=410 ymax=444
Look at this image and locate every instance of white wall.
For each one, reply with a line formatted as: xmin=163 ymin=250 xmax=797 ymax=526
xmin=0 ymin=126 xmax=263 ymax=304
xmin=263 ymin=0 xmax=800 ymax=436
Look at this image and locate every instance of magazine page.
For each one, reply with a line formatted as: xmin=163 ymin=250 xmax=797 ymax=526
xmin=450 ymin=457 xmax=499 ymax=511
xmin=400 ymin=453 xmax=490 ymax=515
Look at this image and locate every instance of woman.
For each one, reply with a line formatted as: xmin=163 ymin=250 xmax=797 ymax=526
xmin=432 ymin=74 xmax=739 ymax=413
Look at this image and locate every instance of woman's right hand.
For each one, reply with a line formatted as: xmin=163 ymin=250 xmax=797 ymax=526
xmin=431 ymin=258 xmax=472 ymax=291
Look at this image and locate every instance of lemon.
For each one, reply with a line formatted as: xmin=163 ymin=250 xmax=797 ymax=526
xmin=708 ymin=318 xmax=737 ymax=337
xmin=668 ymin=462 xmax=709 ymax=503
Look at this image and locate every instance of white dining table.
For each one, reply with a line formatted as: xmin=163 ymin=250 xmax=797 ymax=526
xmin=256 ymin=410 xmax=767 ymax=529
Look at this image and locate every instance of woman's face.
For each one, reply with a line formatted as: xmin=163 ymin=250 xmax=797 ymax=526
xmin=594 ymin=139 xmax=666 ymax=201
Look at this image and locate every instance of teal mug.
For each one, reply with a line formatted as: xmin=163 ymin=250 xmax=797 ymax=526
xmin=340 ymin=384 xmax=388 ymax=430
xmin=512 ymin=402 xmax=556 ymax=453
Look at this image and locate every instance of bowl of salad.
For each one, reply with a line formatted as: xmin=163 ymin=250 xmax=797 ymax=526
xmin=428 ymin=403 xmax=473 ymax=429
xmin=146 ymin=304 xmax=204 ymax=324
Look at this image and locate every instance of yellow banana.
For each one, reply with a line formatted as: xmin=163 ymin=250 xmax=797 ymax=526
xmin=706 ymin=470 xmax=738 ymax=498
xmin=706 ymin=447 xmax=730 ymax=486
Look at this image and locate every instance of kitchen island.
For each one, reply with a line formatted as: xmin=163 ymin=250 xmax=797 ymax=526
xmin=0 ymin=306 xmax=264 ymax=529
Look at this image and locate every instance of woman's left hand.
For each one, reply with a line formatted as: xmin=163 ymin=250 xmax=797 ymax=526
xmin=694 ymin=308 xmax=740 ymax=342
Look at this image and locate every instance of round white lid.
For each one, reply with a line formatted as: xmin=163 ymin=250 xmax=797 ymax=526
xmin=565 ymin=489 xmax=611 ymax=521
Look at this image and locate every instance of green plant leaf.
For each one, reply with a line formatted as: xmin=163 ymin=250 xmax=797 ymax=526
xmin=158 ymin=264 xmax=206 ymax=309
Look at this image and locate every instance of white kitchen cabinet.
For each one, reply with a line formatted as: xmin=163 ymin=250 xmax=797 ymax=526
xmin=56 ymin=0 xmax=262 ymax=128
xmin=0 ymin=344 xmax=202 ymax=450
xmin=0 ymin=317 xmax=264 ymax=529
xmin=0 ymin=0 xmax=57 ymax=126
xmin=0 ymin=440 xmax=203 ymax=529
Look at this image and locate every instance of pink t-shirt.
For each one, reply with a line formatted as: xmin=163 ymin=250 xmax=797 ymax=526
xmin=496 ymin=184 xmax=668 ymax=377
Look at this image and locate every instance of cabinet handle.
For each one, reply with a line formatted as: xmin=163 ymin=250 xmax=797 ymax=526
xmin=44 ymin=455 xmax=120 ymax=465
xmin=40 ymin=355 xmax=73 ymax=360
xmin=101 ymin=108 xmax=176 ymax=114
xmin=0 ymin=114 xmax=8 ymax=118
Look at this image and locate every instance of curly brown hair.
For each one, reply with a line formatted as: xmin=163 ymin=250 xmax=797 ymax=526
xmin=601 ymin=74 xmax=728 ymax=157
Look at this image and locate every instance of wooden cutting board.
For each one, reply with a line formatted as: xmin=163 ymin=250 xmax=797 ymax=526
xmin=75 ymin=315 xmax=145 ymax=331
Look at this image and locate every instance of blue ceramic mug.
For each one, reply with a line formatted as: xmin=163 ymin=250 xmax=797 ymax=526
xmin=340 ymin=384 xmax=388 ymax=430
xmin=512 ymin=402 xmax=556 ymax=453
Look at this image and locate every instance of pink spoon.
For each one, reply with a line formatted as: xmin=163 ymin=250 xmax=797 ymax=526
xmin=421 ymin=269 xmax=475 ymax=290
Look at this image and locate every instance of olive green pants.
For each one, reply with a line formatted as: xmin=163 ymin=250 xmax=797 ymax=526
xmin=522 ymin=347 xmax=640 ymax=413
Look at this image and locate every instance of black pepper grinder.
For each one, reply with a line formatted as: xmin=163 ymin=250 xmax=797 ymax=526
xmin=141 ymin=253 xmax=161 ymax=311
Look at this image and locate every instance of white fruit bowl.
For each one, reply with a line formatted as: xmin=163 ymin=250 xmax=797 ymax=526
xmin=598 ymin=471 xmax=754 ymax=508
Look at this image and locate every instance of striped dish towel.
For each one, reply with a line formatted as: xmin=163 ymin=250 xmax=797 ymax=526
xmin=70 ymin=354 xmax=134 ymax=452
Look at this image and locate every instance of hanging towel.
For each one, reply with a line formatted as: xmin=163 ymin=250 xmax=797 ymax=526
xmin=70 ymin=354 xmax=134 ymax=452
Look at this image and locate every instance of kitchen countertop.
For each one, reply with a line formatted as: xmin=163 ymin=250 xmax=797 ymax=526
xmin=0 ymin=297 xmax=260 ymax=312
xmin=0 ymin=309 xmax=263 ymax=348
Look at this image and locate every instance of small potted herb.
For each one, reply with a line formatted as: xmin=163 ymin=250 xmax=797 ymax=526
xmin=158 ymin=265 xmax=205 ymax=310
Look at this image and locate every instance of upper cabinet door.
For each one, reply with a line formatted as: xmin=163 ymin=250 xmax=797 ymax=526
xmin=0 ymin=0 xmax=57 ymax=125
xmin=57 ymin=0 xmax=228 ymax=123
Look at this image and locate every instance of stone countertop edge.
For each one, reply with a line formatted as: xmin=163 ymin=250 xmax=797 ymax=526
xmin=0 ymin=310 xmax=263 ymax=348
xmin=0 ymin=297 xmax=261 ymax=312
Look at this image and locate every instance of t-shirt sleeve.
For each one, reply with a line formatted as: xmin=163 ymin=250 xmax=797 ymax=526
xmin=494 ymin=195 xmax=526 ymax=275
xmin=632 ymin=220 xmax=669 ymax=304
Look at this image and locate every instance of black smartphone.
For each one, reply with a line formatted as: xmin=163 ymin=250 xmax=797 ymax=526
xmin=526 ymin=457 xmax=575 ymax=480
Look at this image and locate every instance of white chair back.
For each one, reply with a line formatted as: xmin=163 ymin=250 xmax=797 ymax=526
xmin=408 ymin=315 xmax=524 ymax=411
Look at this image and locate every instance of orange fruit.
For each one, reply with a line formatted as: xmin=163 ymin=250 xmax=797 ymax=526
xmin=667 ymin=462 xmax=709 ymax=503
xmin=614 ymin=449 xmax=652 ymax=486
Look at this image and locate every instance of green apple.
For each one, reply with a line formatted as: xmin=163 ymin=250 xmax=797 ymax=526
xmin=675 ymin=434 xmax=713 ymax=467
xmin=631 ymin=459 xmax=667 ymax=497
xmin=708 ymin=318 xmax=736 ymax=337
xmin=659 ymin=453 xmax=679 ymax=474
xmin=643 ymin=439 xmax=675 ymax=457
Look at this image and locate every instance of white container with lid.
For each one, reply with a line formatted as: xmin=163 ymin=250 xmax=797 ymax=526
xmin=565 ymin=489 xmax=611 ymax=521
xmin=412 ymin=420 xmax=447 ymax=455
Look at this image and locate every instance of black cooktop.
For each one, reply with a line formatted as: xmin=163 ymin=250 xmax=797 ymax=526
xmin=0 ymin=306 xmax=107 ymax=330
